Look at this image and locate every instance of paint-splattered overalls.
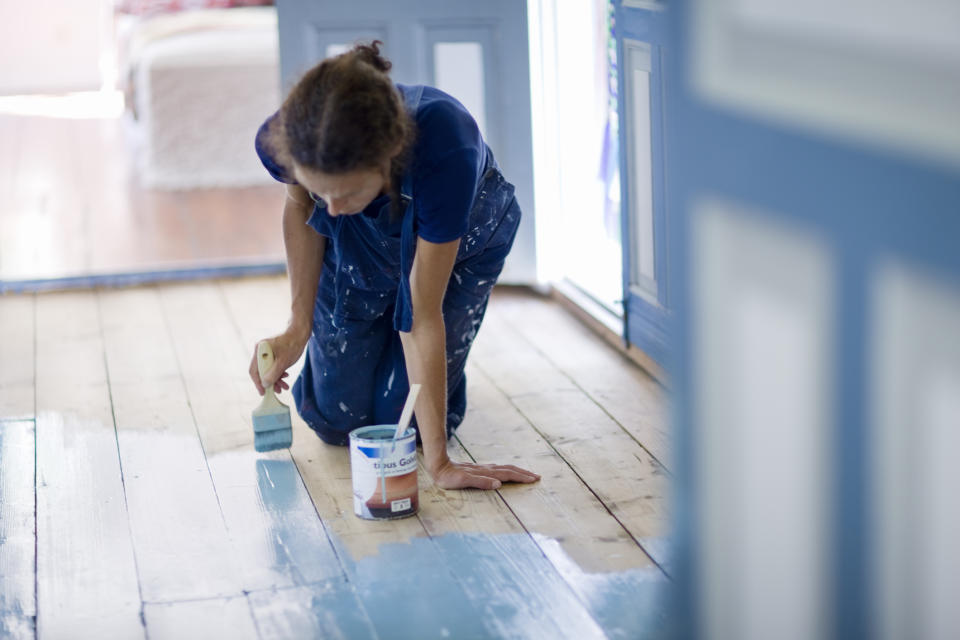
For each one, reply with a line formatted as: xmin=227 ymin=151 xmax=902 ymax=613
xmin=292 ymin=85 xmax=521 ymax=445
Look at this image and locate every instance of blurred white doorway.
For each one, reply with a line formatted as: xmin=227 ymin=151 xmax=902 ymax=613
xmin=530 ymin=0 xmax=622 ymax=315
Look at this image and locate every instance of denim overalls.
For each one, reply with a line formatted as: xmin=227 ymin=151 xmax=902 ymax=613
xmin=292 ymin=85 xmax=522 ymax=445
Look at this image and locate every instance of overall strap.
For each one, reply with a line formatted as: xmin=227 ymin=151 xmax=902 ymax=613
xmin=393 ymin=84 xmax=425 ymax=332
xmin=400 ymin=84 xmax=424 ymax=198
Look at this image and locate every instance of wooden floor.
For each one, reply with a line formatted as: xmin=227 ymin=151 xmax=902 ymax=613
xmin=0 ymin=277 xmax=671 ymax=640
xmin=0 ymin=112 xmax=286 ymax=283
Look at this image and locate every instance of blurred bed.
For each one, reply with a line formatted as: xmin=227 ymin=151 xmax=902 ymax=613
xmin=116 ymin=1 xmax=280 ymax=188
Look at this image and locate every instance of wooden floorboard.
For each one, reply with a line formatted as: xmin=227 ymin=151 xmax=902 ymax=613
xmin=221 ymin=278 xmax=546 ymax=640
xmin=219 ymin=277 xmax=428 ymax=558
xmin=0 ymin=288 xmax=34 ymax=419
xmin=0 ymin=276 xmax=671 ymax=639
xmin=0 ymin=293 xmax=36 ymax=638
xmin=99 ymin=287 xmax=241 ymax=602
xmin=0 ymin=294 xmax=38 ymax=640
xmin=158 ymin=282 xmax=343 ymax=591
xmin=455 ymin=362 xmax=656 ymax=574
xmin=0 ymin=419 xmax=35 ymax=640
xmin=143 ymin=597 xmax=259 ymax=640
xmin=493 ymin=289 xmax=671 ymax=469
xmin=472 ymin=300 xmax=673 ymax=574
xmin=0 ymin=295 xmax=36 ymax=639
xmin=247 ymin=581 xmax=380 ymax=640
xmin=34 ymin=292 xmax=143 ymax=639
xmin=220 ymin=278 xmax=628 ymax=639
xmin=415 ymin=442 xmax=609 ymax=639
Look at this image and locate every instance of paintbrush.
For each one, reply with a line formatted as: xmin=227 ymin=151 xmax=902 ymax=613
xmin=252 ymin=340 xmax=293 ymax=452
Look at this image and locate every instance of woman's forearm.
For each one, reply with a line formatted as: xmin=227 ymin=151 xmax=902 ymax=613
xmin=282 ymin=198 xmax=325 ymax=339
xmin=399 ymin=312 xmax=449 ymax=473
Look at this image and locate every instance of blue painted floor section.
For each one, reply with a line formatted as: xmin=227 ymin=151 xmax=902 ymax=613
xmin=0 ymin=420 xmax=670 ymax=640
xmin=0 ymin=396 xmax=671 ymax=639
xmin=246 ymin=533 xmax=671 ymax=640
xmin=248 ymin=580 xmax=380 ymax=640
xmin=249 ymin=458 xmax=343 ymax=587
xmin=0 ymin=420 xmax=36 ymax=640
xmin=0 ymin=421 xmax=672 ymax=639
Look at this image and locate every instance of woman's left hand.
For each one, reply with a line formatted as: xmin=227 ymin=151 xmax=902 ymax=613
xmin=429 ymin=458 xmax=540 ymax=490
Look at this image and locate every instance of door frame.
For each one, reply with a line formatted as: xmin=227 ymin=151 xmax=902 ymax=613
xmin=615 ymin=1 xmax=671 ymax=370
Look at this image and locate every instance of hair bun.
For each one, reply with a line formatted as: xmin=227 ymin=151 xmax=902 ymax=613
xmin=352 ymin=40 xmax=392 ymax=73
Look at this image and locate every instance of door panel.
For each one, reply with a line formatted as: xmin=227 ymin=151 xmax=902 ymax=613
xmin=616 ymin=3 xmax=670 ymax=368
xmin=624 ymin=40 xmax=656 ymax=298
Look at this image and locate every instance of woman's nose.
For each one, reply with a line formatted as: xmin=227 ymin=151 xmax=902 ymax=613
xmin=327 ymin=198 xmax=348 ymax=215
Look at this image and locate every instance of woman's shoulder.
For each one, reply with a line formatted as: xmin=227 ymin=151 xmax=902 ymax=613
xmin=401 ymin=85 xmax=481 ymax=146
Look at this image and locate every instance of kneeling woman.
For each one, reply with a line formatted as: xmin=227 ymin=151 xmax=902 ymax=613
xmin=250 ymin=42 xmax=539 ymax=491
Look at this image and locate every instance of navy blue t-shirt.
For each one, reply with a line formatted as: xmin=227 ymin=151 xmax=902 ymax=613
xmin=255 ymin=84 xmax=488 ymax=243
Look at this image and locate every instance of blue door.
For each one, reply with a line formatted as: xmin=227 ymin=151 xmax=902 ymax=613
xmin=614 ymin=2 xmax=671 ymax=371
xmin=666 ymin=1 xmax=960 ymax=638
xmin=273 ymin=0 xmax=536 ymax=283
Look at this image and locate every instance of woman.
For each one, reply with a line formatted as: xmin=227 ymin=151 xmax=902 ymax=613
xmin=249 ymin=42 xmax=539 ymax=491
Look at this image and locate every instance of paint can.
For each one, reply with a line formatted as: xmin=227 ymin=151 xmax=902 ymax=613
xmin=349 ymin=425 xmax=419 ymax=519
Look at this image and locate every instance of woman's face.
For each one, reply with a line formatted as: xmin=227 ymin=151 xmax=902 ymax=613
xmin=293 ymin=163 xmax=389 ymax=216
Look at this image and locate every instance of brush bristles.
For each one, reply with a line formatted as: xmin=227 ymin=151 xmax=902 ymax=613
xmin=252 ymin=411 xmax=291 ymax=433
xmin=252 ymin=410 xmax=292 ymax=451
xmin=254 ymin=427 xmax=293 ymax=452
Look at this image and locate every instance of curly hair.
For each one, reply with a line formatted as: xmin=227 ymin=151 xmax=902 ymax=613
xmin=266 ymin=41 xmax=415 ymax=213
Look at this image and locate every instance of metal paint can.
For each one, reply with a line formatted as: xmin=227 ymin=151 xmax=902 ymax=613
xmin=349 ymin=425 xmax=419 ymax=520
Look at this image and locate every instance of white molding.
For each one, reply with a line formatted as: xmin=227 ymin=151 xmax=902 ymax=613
xmin=872 ymin=261 xmax=960 ymax=640
xmin=693 ymin=198 xmax=833 ymax=640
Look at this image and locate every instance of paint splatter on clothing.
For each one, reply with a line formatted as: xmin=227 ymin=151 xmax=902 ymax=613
xmin=256 ymin=85 xmax=521 ymax=445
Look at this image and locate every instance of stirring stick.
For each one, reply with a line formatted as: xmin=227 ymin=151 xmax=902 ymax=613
xmin=393 ymin=383 xmax=421 ymax=441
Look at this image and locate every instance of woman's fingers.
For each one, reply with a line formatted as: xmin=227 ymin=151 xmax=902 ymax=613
xmin=249 ymin=356 xmax=264 ymax=395
xmin=488 ymin=464 xmax=540 ymax=479
xmin=486 ymin=468 xmax=539 ymax=484
xmin=472 ymin=463 xmax=540 ymax=484
xmin=432 ymin=459 xmax=541 ymax=491
xmin=448 ymin=470 xmax=501 ymax=491
xmin=250 ymin=335 xmax=301 ymax=397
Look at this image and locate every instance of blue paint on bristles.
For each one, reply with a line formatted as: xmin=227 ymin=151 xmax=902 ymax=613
xmin=252 ymin=341 xmax=293 ymax=452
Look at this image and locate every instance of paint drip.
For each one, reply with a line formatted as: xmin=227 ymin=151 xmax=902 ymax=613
xmin=349 ymin=425 xmax=418 ymax=519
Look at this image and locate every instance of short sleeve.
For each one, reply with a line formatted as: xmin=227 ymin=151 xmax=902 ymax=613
xmin=410 ymin=96 xmax=485 ymax=244
xmin=413 ymin=146 xmax=482 ymax=243
xmin=255 ymin=112 xmax=296 ymax=185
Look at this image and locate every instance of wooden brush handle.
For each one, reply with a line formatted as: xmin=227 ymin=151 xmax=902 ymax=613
xmin=257 ymin=340 xmax=277 ymax=398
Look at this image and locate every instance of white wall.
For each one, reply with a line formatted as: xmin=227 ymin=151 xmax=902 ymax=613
xmin=0 ymin=0 xmax=107 ymax=95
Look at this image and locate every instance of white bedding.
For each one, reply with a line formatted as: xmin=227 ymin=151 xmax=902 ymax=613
xmin=122 ymin=7 xmax=281 ymax=189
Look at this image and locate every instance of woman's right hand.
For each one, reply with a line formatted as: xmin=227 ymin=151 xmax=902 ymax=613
xmin=248 ymin=327 xmax=311 ymax=396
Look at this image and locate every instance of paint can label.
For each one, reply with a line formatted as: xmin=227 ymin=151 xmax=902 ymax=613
xmin=349 ymin=425 xmax=419 ymax=520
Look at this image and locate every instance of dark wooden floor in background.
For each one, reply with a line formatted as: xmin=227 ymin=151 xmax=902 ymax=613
xmin=0 ymin=112 xmax=286 ymax=281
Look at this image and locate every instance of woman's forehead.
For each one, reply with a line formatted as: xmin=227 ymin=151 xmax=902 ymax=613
xmin=293 ymin=164 xmax=378 ymax=195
